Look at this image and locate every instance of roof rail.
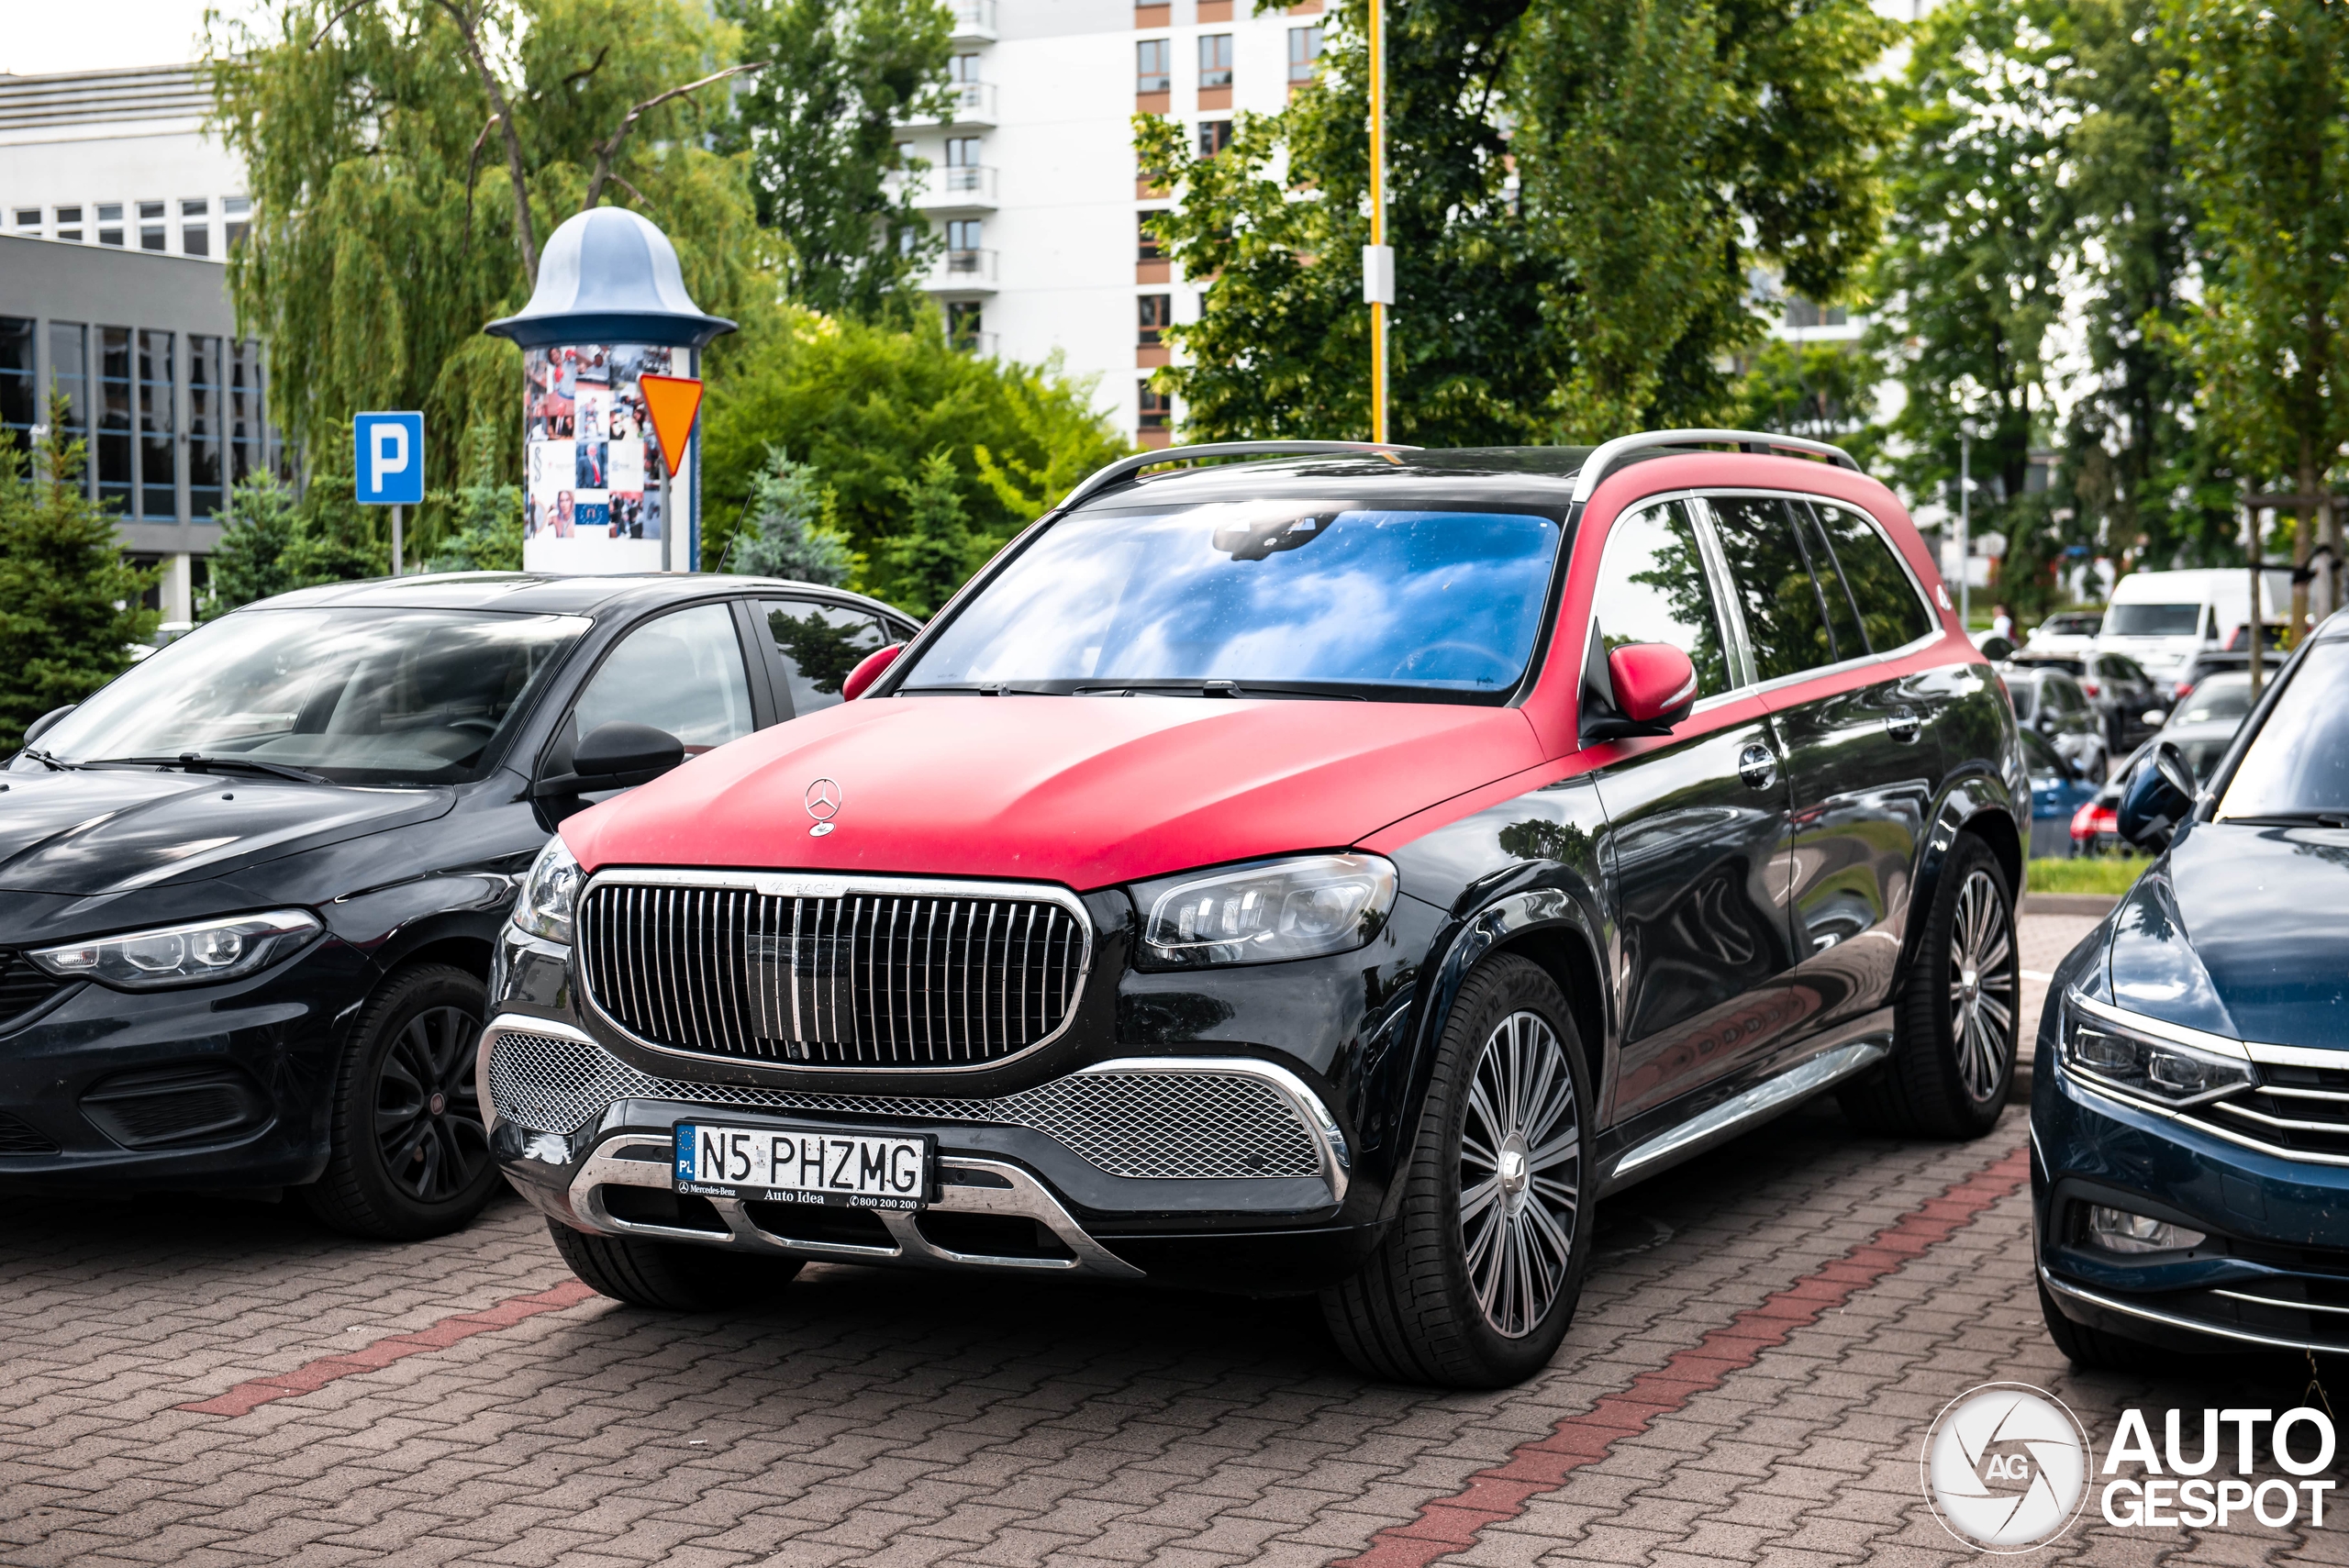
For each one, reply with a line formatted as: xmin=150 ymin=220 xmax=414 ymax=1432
xmin=1569 ymin=428 xmax=1861 ymax=505
xmin=1057 ymin=439 xmax=1420 ymax=513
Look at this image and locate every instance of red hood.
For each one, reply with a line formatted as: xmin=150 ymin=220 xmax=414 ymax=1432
xmin=562 ymin=695 xmax=1543 ymax=891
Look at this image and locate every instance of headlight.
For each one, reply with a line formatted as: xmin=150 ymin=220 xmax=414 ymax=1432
xmin=513 ymin=835 xmax=582 ymax=944
xmin=2058 ymin=995 xmax=2253 ymax=1106
xmin=1135 ymin=853 xmax=1397 ymax=968
xmin=29 ymin=909 xmax=320 ymax=990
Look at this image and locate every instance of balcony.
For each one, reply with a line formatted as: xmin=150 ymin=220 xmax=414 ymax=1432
xmin=949 ymin=0 xmax=997 ymax=40
xmin=951 ymin=330 xmax=1001 ymax=357
xmin=928 ymin=248 xmax=999 ymax=292
xmin=900 ymin=79 xmax=998 ymax=128
xmin=889 ymin=163 xmax=999 ymax=210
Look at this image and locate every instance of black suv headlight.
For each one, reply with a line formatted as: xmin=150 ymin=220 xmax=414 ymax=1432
xmin=1133 ymin=853 xmax=1397 ymax=969
xmin=2058 ymin=992 xmax=2253 ymax=1106
xmin=29 ymin=910 xmax=321 ymax=990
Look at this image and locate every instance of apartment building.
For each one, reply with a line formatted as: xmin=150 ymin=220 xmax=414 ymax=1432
xmin=893 ymin=0 xmax=1325 ymax=450
xmin=0 ymin=64 xmax=271 ymax=621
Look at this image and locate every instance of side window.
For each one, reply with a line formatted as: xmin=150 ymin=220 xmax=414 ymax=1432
xmin=1704 ymin=496 xmax=1835 ymax=683
xmin=573 ymin=602 xmax=754 ymax=753
xmin=762 ymin=598 xmax=892 ymax=715
xmin=1811 ymin=501 xmax=1936 ymax=651
xmin=1792 ymin=503 xmax=1865 ymax=662
xmin=1590 ymin=500 xmax=1734 ymax=699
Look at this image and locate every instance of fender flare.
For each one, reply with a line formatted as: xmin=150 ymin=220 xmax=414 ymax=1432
xmin=1900 ymin=764 xmax=2023 ymax=983
xmin=1378 ymin=881 xmax=1610 ymax=1224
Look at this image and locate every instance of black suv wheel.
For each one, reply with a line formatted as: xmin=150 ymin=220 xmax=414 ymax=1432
xmin=301 ymin=964 xmax=501 ymax=1240
xmin=1322 ymin=954 xmax=1591 ymax=1387
xmin=1841 ymin=834 xmax=2017 ymax=1138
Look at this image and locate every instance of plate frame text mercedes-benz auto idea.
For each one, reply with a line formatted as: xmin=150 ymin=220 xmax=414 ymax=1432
xmin=486 ymin=433 xmax=2024 ymax=1387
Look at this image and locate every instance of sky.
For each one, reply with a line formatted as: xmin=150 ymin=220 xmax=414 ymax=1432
xmin=1 ymin=0 xmax=266 ymax=77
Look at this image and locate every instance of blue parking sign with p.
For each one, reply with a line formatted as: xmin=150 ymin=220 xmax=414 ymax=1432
xmin=353 ymin=412 xmax=426 ymax=506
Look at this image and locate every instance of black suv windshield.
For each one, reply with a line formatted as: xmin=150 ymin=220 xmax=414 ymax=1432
xmin=22 ymin=607 xmax=587 ymax=785
xmin=902 ymin=500 xmax=1564 ymax=699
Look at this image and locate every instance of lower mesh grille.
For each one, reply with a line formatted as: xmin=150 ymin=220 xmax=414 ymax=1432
xmin=488 ymin=1028 xmax=1324 ymax=1181
xmin=0 ymin=1111 xmax=58 ymax=1156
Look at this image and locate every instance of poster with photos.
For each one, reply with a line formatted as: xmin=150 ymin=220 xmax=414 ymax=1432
xmin=522 ymin=342 xmax=683 ymax=573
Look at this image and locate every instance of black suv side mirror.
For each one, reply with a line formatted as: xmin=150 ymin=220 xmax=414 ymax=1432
xmin=532 ymin=721 xmax=685 ymax=798
xmin=2117 ymin=740 xmax=2199 ymax=851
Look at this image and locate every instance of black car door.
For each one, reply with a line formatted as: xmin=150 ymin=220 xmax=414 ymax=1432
xmin=1706 ymin=494 xmax=1942 ymax=1038
xmin=1584 ymin=497 xmax=1805 ymax=1124
xmin=753 ymin=597 xmax=907 ymax=718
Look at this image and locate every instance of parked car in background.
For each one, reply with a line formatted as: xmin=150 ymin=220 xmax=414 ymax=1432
xmin=2002 ymin=663 xmax=2108 ymax=781
xmin=2035 ymin=611 xmax=2349 ymax=1366
xmin=2068 ymin=672 xmax=2264 ymax=856
xmin=0 ymin=573 xmax=918 ymax=1239
xmin=2025 ymin=609 xmax=2101 ymax=656
xmin=2022 ymin=728 xmax=2101 ymax=860
xmin=2006 ymin=649 xmax=2165 ymax=755
xmin=485 ymin=431 xmax=2026 ymax=1390
xmin=2167 ymin=647 xmax=2285 ymax=704
xmin=2099 ymin=567 xmax=2294 ymax=684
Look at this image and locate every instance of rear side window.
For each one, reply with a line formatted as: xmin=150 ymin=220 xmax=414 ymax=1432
xmin=1705 ymin=496 xmax=1834 ymax=682
xmin=1591 ymin=500 xmax=1734 ymax=699
xmin=761 ymin=598 xmax=893 ymax=716
xmin=1810 ymin=502 xmax=1936 ymax=651
xmin=573 ymin=602 xmax=755 ymax=753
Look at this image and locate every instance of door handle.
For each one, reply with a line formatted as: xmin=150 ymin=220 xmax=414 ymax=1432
xmin=1737 ymin=742 xmax=1778 ymax=791
xmin=1887 ymin=709 xmax=1922 ymax=743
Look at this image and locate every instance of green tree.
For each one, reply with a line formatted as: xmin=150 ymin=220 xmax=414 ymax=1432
xmin=699 ymin=309 xmax=1127 ymax=608
xmin=1133 ymin=0 xmax=1894 ymax=444
xmin=722 ymin=446 xmax=853 ymax=583
xmin=878 ymin=450 xmax=977 ymax=617
xmin=717 ymin=0 xmax=953 ymax=321
xmin=205 ymin=0 xmax=763 ymax=545
xmin=1731 ymin=339 xmax=1887 ymax=469
xmin=0 ymin=419 xmax=157 ymax=751
xmin=201 ymin=472 xmax=305 ymax=617
xmin=2158 ymin=0 xmax=2349 ymax=637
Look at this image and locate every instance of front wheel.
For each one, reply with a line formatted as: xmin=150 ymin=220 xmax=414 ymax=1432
xmin=301 ymin=964 xmax=502 ymax=1240
xmin=1841 ymin=834 xmax=2017 ymax=1137
xmin=1321 ymin=953 xmax=1592 ymax=1387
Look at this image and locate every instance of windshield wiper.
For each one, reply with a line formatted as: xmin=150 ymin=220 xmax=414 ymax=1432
xmin=897 ymin=683 xmax=1059 ymax=695
xmin=89 ymin=753 xmax=330 ymax=785
xmin=1074 ymin=680 xmax=1368 ymax=700
xmin=17 ymin=746 xmax=72 ymax=771
xmin=2221 ymin=810 xmax=2349 ymax=828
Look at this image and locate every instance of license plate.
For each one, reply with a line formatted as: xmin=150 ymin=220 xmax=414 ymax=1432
xmin=674 ymin=1122 xmax=932 ymax=1209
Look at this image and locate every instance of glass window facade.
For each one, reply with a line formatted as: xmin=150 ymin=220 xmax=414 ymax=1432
xmin=49 ymin=322 xmax=87 ymax=487
xmin=97 ymin=327 xmax=133 ymax=507
xmin=0 ymin=317 xmax=34 ymax=452
xmin=139 ymin=328 xmax=176 ymax=518
xmin=188 ymin=334 xmax=224 ymax=518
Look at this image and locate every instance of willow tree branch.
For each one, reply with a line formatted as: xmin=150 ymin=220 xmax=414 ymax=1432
xmin=428 ymin=0 xmax=540 ymax=286
xmin=305 ymin=0 xmax=379 ymax=50
xmin=462 ymin=112 xmax=498 ymax=254
xmin=581 ymin=61 xmax=767 ymax=211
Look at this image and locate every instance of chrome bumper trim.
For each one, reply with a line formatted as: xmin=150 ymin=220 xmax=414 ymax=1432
xmin=569 ymin=1137 xmax=1145 ymax=1280
xmin=2039 ymin=1262 xmax=2349 ymax=1356
xmin=1078 ymin=1055 xmax=1351 ymax=1203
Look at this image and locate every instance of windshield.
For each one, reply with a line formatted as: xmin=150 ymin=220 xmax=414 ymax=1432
xmin=21 ymin=607 xmax=587 ymax=785
xmin=902 ymin=501 xmax=1564 ymax=699
xmin=2106 ymin=602 xmax=2199 ymax=637
xmin=2175 ymin=675 xmax=2253 ymax=727
xmin=2218 ymin=641 xmax=2349 ymax=819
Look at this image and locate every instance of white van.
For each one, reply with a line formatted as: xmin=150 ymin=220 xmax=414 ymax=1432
xmin=2099 ymin=566 xmax=2294 ymax=680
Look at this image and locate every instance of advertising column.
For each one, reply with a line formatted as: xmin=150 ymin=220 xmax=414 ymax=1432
xmin=484 ymin=207 xmax=735 ymax=574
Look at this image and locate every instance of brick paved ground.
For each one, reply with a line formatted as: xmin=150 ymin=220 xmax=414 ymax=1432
xmin=4 ymin=912 xmax=2342 ymax=1568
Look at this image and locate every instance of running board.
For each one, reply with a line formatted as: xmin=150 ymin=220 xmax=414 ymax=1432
xmin=1604 ymin=1040 xmax=1889 ymax=1192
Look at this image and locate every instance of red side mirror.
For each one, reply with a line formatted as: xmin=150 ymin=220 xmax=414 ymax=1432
xmin=841 ymin=643 xmax=905 ymax=702
xmin=1607 ymin=643 xmax=1698 ymax=727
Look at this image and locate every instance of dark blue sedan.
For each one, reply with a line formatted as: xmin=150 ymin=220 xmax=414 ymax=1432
xmin=2033 ymin=612 xmax=2349 ymax=1366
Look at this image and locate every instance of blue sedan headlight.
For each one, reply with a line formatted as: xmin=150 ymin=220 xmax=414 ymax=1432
xmin=2059 ymin=992 xmax=2254 ymax=1107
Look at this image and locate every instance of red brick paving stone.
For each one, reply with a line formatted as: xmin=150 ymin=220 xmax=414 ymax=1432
xmin=1332 ymin=1145 xmax=2033 ymax=1568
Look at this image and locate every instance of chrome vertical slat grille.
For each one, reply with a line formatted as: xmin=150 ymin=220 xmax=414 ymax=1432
xmin=577 ymin=875 xmax=1090 ymax=1069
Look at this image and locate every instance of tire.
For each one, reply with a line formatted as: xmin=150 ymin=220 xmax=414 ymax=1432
xmin=547 ymin=1218 xmax=804 ymax=1311
xmin=2039 ymin=1280 xmax=2162 ymax=1372
xmin=1840 ymin=834 xmax=2017 ymax=1138
xmin=300 ymin=964 xmax=502 ymax=1240
xmin=1321 ymin=953 xmax=1593 ymax=1388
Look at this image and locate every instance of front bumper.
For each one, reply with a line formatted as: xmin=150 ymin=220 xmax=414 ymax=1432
xmin=0 ymin=936 xmax=368 ymax=1189
xmin=484 ymin=1014 xmax=1376 ymax=1293
xmin=2035 ymin=1045 xmax=2349 ymax=1355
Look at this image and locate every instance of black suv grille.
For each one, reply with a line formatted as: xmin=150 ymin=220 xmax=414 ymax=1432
xmin=0 ymin=948 xmax=69 ymax=1029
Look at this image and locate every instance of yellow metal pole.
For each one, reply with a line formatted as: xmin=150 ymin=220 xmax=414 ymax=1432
xmin=1368 ymin=0 xmax=1386 ymax=444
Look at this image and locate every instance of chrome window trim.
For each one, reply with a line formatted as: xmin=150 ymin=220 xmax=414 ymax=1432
xmin=1080 ymin=1054 xmax=1351 ymax=1201
xmin=572 ymin=867 xmax=1096 ymax=1075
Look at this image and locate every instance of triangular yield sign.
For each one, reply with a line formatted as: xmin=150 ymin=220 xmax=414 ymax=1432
xmin=639 ymin=373 xmax=704 ymax=478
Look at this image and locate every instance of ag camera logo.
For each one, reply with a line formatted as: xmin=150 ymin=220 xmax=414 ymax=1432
xmin=1920 ymin=1384 xmax=2090 ymax=1552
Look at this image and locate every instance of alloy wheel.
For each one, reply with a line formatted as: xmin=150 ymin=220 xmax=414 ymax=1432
xmin=1458 ymin=1009 xmax=1581 ymax=1338
xmin=374 ymin=1005 xmax=490 ymax=1203
xmin=1947 ymin=869 xmax=2016 ymax=1104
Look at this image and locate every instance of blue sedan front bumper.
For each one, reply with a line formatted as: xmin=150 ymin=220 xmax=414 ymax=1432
xmin=2035 ymin=1047 xmax=2349 ymax=1355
